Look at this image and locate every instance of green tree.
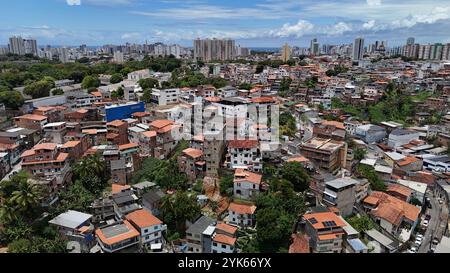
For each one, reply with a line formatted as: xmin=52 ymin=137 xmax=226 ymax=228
xmin=10 ymin=179 xmax=42 ymax=214
xmin=139 ymin=78 xmax=159 ymax=90
xmin=110 ymin=73 xmax=123 ymax=84
xmin=81 ymin=75 xmax=100 ymax=89
xmin=0 ymin=90 xmax=24 ymax=109
xmin=280 ymin=162 xmax=310 ymax=192
xmin=24 ymin=80 xmax=52 ymax=99
xmin=256 ymin=208 xmax=293 ymax=252
xmin=72 ymin=153 xmax=107 ymax=194
xmin=219 ymin=174 xmax=234 ymax=197
xmin=356 ymin=164 xmax=387 ymax=191
xmin=52 ymin=88 xmax=64 ymax=96
xmin=53 ymin=181 xmax=96 ymax=215
xmin=160 ymin=191 xmax=201 ymax=234
xmin=239 ymin=83 xmax=253 ymax=90
xmin=354 ymin=148 xmax=367 ymax=161
xmin=346 ymin=215 xmax=374 ymax=232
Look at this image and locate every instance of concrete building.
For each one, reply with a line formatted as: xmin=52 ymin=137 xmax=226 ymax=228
xmin=388 ymin=129 xmax=421 ymax=148
xmin=303 ymin=211 xmax=346 ymax=253
xmin=194 ymin=38 xmax=236 ymax=62
xmin=322 ymin=178 xmax=358 ymax=217
xmin=233 ymin=169 xmax=262 ymax=200
xmin=355 ymin=124 xmax=386 ymax=143
xmin=352 ymin=37 xmax=365 ymax=61
xmin=300 ymin=137 xmax=347 ymax=173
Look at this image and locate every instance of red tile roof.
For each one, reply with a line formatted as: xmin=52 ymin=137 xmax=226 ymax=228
xmin=228 ymin=140 xmax=259 ymax=149
xmin=182 ymin=148 xmax=203 ymax=159
xmin=304 ymin=212 xmax=346 ymax=230
xmin=126 ymin=209 xmax=162 ymax=228
xmin=213 ymin=234 xmax=236 ymax=246
xmin=228 ymin=202 xmax=257 ymax=215
xmin=234 ymin=169 xmax=262 ymax=184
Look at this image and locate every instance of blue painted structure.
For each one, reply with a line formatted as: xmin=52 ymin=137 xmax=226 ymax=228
xmin=105 ymin=102 xmax=145 ymax=122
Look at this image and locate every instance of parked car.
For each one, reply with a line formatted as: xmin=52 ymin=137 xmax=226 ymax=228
xmin=423 ymin=220 xmax=429 ymax=227
xmin=416 ymin=234 xmax=424 ymax=240
xmin=410 ymin=247 xmax=418 ymax=253
xmin=415 ymin=238 xmax=423 ymax=246
xmin=432 ymin=238 xmax=439 ymax=245
xmin=425 ymin=214 xmax=431 ymax=221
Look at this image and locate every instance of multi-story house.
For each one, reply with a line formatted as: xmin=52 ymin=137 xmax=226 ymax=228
xmin=95 ymin=220 xmax=140 ymax=253
xmin=322 ymin=178 xmax=358 ymax=217
xmin=303 ymin=211 xmax=347 ymax=253
xmin=233 ymin=169 xmax=262 ymax=200
xmin=300 ymin=137 xmax=347 ymax=173
xmin=126 ymin=209 xmax=167 ymax=247
xmin=177 ymin=148 xmax=205 ymax=181
xmin=227 ymin=140 xmax=262 ymax=173
xmin=388 ymin=129 xmax=421 ymax=148
xmin=185 ymin=215 xmax=215 ymax=253
xmin=355 ymin=124 xmax=387 ymax=143
xmin=21 ymin=142 xmax=71 ymax=185
xmin=43 ymin=122 xmax=67 ymax=144
xmin=151 ymin=88 xmax=180 ymax=106
xmin=228 ymin=202 xmax=257 ymax=228
xmin=107 ymin=120 xmax=129 ymax=145
xmin=14 ymin=114 xmax=48 ymax=131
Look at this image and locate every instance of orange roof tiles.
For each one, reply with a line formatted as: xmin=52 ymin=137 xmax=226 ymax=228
xmin=228 ymin=202 xmax=257 ymax=215
xmin=287 ymin=156 xmax=310 ymax=163
xmin=107 ymin=120 xmax=126 ymax=127
xmin=95 ymin=220 xmax=140 ymax=246
xmin=142 ymin=131 xmax=157 ymax=138
xmin=213 ymin=234 xmax=236 ymax=246
xmin=119 ymin=143 xmax=139 ymax=151
xmin=157 ymin=124 xmax=181 ymax=134
xmin=234 ymin=169 xmax=262 ymax=184
xmin=150 ymin=119 xmax=174 ymax=129
xmin=182 ymin=148 xmax=203 ymax=159
xmin=228 ymin=140 xmax=259 ymax=149
xmin=16 ymin=114 xmax=47 ymax=121
xmin=364 ymin=191 xmax=420 ymax=224
xmin=397 ymin=156 xmax=420 ymax=167
xmin=112 ymin=184 xmax=131 ymax=194
xmin=304 ymin=212 xmax=346 ymax=230
xmin=321 ymin=120 xmax=345 ymax=130
xmin=126 ymin=209 xmax=162 ymax=228
xmin=34 ymin=143 xmax=58 ymax=151
xmin=387 ymin=184 xmax=412 ymax=198
xmin=250 ymin=96 xmax=276 ymax=104
xmin=216 ymin=222 xmax=238 ymax=235
xmin=132 ymin=112 xmax=150 ymax=118
xmin=318 ymin=232 xmax=345 ymax=241
xmin=61 ymin=141 xmax=80 ymax=148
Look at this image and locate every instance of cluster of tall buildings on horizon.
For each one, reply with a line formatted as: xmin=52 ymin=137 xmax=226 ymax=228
xmin=193 ymin=38 xmax=251 ymax=62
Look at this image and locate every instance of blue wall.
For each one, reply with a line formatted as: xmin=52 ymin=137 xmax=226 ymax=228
xmin=105 ymin=102 xmax=145 ymax=122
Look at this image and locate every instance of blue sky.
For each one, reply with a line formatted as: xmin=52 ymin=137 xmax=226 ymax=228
xmin=1 ymin=0 xmax=450 ymax=47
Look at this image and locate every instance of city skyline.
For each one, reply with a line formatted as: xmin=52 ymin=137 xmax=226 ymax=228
xmin=0 ymin=0 xmax=449 ymax=47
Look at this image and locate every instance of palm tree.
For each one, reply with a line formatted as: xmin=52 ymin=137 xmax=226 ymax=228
xmin=73 ymin=152 xmax=106 ymax=179
xmin=10 ymin=180 xmax=41 ymax=213
xmin=0 ymin=200 xmax=18 ymax=224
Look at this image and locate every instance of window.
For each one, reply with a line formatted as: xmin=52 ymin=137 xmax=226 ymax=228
xmin=213 ymin=243 xmax=217 ymax=247
xmin=221 ymin=244 xmax=226 ymax=249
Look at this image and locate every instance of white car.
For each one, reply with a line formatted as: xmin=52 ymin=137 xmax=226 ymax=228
xmin=416 ymin=234 xmax=424 ymax=239
xmin=415 ymin=238 xmax=423 ymax=246
xmin=410 ymin=247 xmax=418 ymax=253
xmin=423 ymin=220 xmax=429 ymax=227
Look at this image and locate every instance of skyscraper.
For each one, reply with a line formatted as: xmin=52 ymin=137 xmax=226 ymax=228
xmin=352 ymin=37 xmax=365 ymax=61
xmin=310 ymin=38 xmax=319 ymax=55
xmin=281 ymin=43 xmax=291 ymax=62
xmin=8 ymin=36 xmax=25 ymax=55
xmin=194 ymin=38 xmax=236 ymax=62
xmin=407 ymin=37 xmax=415 ymax=46
xmin=24 ymin=39 xmax=38 ymax=56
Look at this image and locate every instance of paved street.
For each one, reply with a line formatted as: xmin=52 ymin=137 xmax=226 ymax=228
xmin=1 ymin=160 xmax=22 ymax=182
xmin=419 ymin=189 xmax=449 ymax=253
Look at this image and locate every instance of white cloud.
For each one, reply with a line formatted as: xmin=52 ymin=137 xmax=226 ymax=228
xmin=366 ymin=0 xmax=381 ymax=6
xmin=270 ymin=20 xmax=314 ymax=38
xmin=323 ymin=22 xmax=352 ymax=35
xmin=66 ymin=0 xmax=81 ymax=5
xmin=362 ymin=20 xmax=376 ymax=30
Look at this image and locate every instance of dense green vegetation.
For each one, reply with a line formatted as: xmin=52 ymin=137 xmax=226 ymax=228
xmin=160 ymin=191 xmax=201 ymax=236
xmin=356 ymin=164 xmax=387 ymax=191
xmin=326 ymin=65 xmax=349 ymax=77
xmin=280 ymin=112 xmax=297 ymax=138
xmin=346 ymin=215 xmax=374 ymax=232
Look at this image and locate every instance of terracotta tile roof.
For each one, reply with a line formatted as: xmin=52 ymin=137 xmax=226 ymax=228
xmin=61 ymin=141 xmax=80 ymax=148
xmin=157 ymin=124 xmax=181 ymax=134
xmin=142 ymin=131 xmax=157 ymax=138
xmin=304 ymin=212 xmax=346 ymax=230
xmin=234 ymin=169 xmax=262 ymax=184
xmin=387 ymin=184 xmax=412 ymax=198
xmin=118 ymin=143 xmax=139 ymax=151
xmin=228 ymin=202 xmax=257 ymax=215
xmin=126 ymin=209 xmax=162 ymax=228
xmin=318 ymin=232 xmax=345 ymax=241
xmin=365 ymin=191 xmax=420 ymax=224
xmin=112 ymin=184 xmax=131 ymax=194
xmin=213 ymin=234 xmax=236 ymax=246
xmin=193 ymin=134 xmax=205 ymax=142
xmin=228 ymin=140 xmax=259 ymax=149
xmin=16 ymin=114 xmax=47 ymax=121
xmin=150 ymin=119 xmax=174 ymax=129
xmin=321 ymin=120 xmax=345 ymax=130
xmin=216 ymin=222 xmax=238 ymax=235
xmin=90 ymin=91 xmax=102 ymax=97
xmin=397 ymin=156 xmax=420 ymax=167
xmin=182 ymin=148 xmax=203 ymax=159
xmin=289 ymin=234 xmax=310 ymax=253
xmin=132 ymin=112 xmax=150 ymax=118
xmin=363 ymin=196 xmax=379 ymax=206
xmin=107 ymin=120 xmax=126 ymax=127
xmin=95 ymin=220 xmax=140 ymax=246
xmin=106 ymin=133 xmax=119 ymax=139
xmin=250 ymin=96 xmax=276 ymax=103
xmin=34 ymin=143 xmax=58 ymax=151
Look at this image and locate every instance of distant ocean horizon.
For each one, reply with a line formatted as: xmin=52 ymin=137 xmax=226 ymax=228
xmin=249 ymin=47 xmax=280 ymax=52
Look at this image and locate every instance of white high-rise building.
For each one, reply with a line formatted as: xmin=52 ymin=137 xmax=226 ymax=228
xmin=194 ymin=38 xmax=236 ymax=62
xmin=352 ymin=37 xmax=365 ymax=61
xmin=58 ymin=47 xmax=70 ymax=63
xmin=113 ymin=51 xmax=124 ymax=63
xmin=407 ymin=37 xmax=415 ymax=46
xmin=8 ymin=36 xmax=25 ymax=55
xmin=24 ymin=39 xmax=38 ymax=56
